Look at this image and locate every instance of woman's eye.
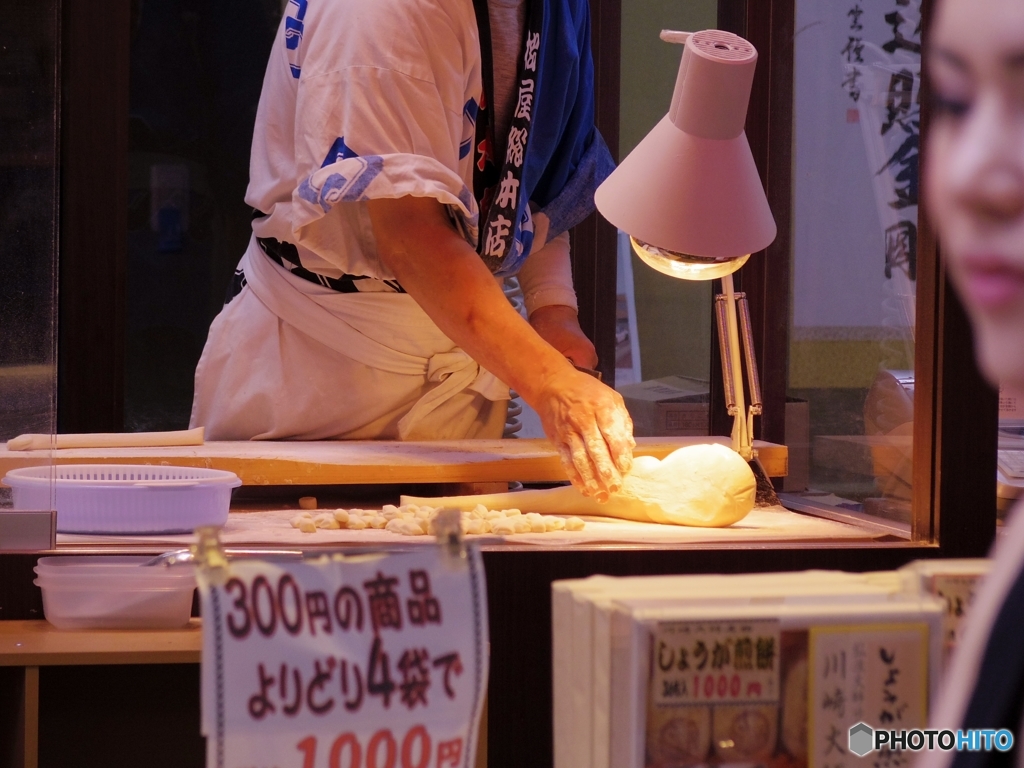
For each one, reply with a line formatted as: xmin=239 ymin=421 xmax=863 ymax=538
xmin=931 ymin=93 xmax=970 ymax=117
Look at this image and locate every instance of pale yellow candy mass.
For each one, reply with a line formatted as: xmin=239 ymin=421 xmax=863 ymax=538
xmin=400 ymin=444 xmax=756 ymax=528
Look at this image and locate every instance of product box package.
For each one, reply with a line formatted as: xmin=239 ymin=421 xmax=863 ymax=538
xmin=783 ymin=397 xmax=810 ymax=492
xmin=553 ymin=570 xmax=909 ymax=768
xmin=613 ymin=596 xmax=943 ymax=768
xmin=552 ymin=567 xmax=956 ymax=768
xmin=617 ymin=376 xmax=710 ymax=437
xmin=898 ymin=558 xmax=990 ymax=662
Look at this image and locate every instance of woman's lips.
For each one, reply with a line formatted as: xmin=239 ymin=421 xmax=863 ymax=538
xmin=959 ymin=255 xmax=1024 ymax=310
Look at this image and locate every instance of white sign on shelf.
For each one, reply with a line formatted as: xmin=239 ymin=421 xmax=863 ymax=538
xmin=198 ymin=546 xmax=489 ymax=768
xmin=809 ymin=623 xmax=929 ymax=768
xmin=650 ymin=619 xmax=782 ymax=706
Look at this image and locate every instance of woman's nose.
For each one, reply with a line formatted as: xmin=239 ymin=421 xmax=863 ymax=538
xmin=948 ymin=96 xmax=1024 ymax=224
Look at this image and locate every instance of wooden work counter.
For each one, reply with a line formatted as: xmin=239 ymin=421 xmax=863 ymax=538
xmin=0 ymin=436 xmax=788 ymax=485
xmin=1 ymin=434 xmax=916 ymax=556
xmin=0 ymin=619 xmax=201 ymax=667
xmin=0 ymin=620 xmax=202 ymax=768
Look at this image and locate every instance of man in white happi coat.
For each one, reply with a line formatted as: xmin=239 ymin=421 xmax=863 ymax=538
xmin=191 ymin=0 xmax=634 ymax=499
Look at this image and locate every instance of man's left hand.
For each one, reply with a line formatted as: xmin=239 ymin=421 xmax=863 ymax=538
xmin=529 ymin=305 xmax=598 ymax=369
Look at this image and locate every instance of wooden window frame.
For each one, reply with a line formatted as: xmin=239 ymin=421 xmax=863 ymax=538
xmin=57 ymin=0 xmax=130 ymax=434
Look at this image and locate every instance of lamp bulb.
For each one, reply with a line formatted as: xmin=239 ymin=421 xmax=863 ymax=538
xmin=629 ymin=237 xmax=750 ymax=281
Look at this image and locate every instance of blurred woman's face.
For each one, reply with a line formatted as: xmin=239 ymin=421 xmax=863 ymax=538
xmin=926 ymin=0 xmax=1024 ymax=391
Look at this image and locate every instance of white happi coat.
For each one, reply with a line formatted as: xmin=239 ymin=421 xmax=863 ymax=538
xmin=190 ymin=0 xmax=512 ymax=441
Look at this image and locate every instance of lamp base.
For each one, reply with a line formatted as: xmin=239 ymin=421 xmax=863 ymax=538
xmin=751 ymin=454 xmax=782 ymax=507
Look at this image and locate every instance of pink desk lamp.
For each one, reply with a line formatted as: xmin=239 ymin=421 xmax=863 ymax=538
xmin=595 ymin=29 xmax=777 ymax=463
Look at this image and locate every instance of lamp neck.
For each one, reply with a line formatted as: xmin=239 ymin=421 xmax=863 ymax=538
xmin=721 ymin=273 xmax=753 ymax=460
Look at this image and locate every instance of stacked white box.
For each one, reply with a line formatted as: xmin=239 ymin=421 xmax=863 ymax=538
xmin=553 ymin=567 xmax=953 ymax=768
xmin=898 ymin=558 xmax=990 ymax=662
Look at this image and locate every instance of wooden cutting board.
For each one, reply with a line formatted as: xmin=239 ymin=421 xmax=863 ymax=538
xmin=0 ymin=436 xmax=787 ymax=486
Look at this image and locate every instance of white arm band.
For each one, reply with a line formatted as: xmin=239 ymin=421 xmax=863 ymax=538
xmin=519 ymin=231 xmax=577 ymax=317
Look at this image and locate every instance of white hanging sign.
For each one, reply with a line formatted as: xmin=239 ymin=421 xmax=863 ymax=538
xmin=198 ymin=547 xmax=489 ymax=768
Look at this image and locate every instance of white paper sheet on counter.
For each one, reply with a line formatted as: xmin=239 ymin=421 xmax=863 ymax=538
xmin=56 ymin=505 xmax=883 ymax=549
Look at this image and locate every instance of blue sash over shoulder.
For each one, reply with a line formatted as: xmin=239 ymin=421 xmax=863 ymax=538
xmin=472 ymin=0 xmax=616 ymax=277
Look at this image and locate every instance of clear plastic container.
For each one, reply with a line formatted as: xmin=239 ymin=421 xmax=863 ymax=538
xmin=35 ymin=555 xmax=198 ymax=577
xmin=33 ymin=556 xmax=196 ymax=629
xmin=4 ymin=464 xmax=241 ymax=533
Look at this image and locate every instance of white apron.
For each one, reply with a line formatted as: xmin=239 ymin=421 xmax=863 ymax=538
xmin=190 ymin=237 xmax=509 ymax=441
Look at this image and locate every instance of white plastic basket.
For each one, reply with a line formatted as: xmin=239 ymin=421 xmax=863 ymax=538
xmin=3 ymin=464 xmax=241 ymax=534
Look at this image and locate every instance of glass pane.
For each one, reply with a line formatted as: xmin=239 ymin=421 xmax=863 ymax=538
xmin=787 ymin=0 xmax=920 ymax=524
xmin=125 ymin=0 xmax=282 ymax=431
xmin=615 ymin=0 xmax=718 ymax=435
xmin=0 ymin=2 xmax=59 ymax=508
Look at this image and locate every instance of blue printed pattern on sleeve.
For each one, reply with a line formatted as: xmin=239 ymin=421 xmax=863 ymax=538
xmin=460 ymin=98 xmax=479 ymax=160
xmin=285 ymin=0 xmax=308 ymax=78
xmin=322 ymin=136 xmax=360 ymax=167
xmin=298 ymin=137 xmax=384 ymax=212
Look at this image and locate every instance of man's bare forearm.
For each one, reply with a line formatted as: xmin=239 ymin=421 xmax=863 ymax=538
xmin=367 ymin=196 xmax=574 ymax=403
xmin=368 ymin=195 xmax=634 ymax=498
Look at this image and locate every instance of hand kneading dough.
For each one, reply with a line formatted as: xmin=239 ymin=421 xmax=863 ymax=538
xmin=401 ymin=443 xmax=756 ymax=528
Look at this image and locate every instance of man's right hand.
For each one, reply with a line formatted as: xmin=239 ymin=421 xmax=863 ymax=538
xmin=532 ymin=367 xmax=635 ymax=501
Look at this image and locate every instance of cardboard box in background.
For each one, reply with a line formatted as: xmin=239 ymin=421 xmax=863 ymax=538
xmin=618 ymin=380 xmax=807 ymax=488
xmin=617 ymin=376 xmax=709 ymax=437
xmin=783 ymin=397 xmax=810 ymax=492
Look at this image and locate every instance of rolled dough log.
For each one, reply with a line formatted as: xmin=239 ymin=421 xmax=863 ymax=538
xmin=5 ymin=426 xmax=205 ymax=451
xmin=401 ymin=443 xmax=756 ymax=528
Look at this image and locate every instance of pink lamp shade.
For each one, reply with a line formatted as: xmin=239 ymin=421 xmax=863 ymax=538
xmin=595 ymin=30 xmax=777 ymax=280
